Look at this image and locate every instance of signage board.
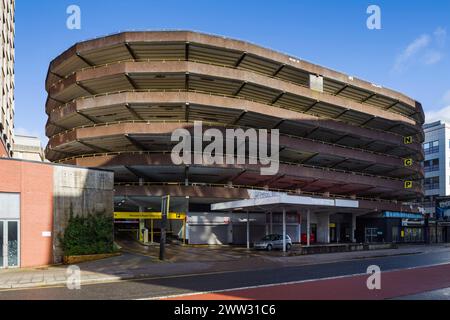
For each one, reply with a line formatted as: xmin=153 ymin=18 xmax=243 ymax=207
xmin=114 ymin=212 xmax=186 ymax=220
xmin=436 ymin=197 xmax=450 ymax=220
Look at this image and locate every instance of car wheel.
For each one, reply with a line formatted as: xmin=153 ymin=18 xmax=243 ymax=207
xmin=286 ymin=244 xmax=292 ymax=251
xmin=267 ymin=244 xmax=273 ymax=252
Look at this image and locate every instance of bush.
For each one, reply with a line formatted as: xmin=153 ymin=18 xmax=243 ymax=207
xmin=60 ymin=213 xmax=115 ymax=256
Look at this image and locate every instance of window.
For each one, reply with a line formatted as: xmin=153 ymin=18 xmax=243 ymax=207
xmin=424 ymin=159 xmax=440 ymax=173
xmin=424 ymin=176 xmax=440 ymax=190
xmin=424 ymin=140 xmax=439 ymax=155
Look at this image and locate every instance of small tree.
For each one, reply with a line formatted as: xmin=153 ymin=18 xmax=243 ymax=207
xmin=60 ymin=212 xmax=114 ymax=256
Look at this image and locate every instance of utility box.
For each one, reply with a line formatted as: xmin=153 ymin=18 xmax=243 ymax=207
xmin=309 ymin=75 xmax=324 ymax=93
xmin=143 ymin=229 xmax=149 ymax=244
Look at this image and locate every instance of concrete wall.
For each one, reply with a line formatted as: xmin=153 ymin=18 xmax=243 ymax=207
xmin=52 ymin=166 xmax=114 ymax=263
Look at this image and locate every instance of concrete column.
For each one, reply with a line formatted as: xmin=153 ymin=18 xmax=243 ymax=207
xmin=351 ymin=213 xmax=357 ymax=243
xmin=283 ymin=208 xmax=287 ymax=253
xmin=307 ymin=210 xmax=311 ymax=247
xmin=336 ymin=223 xmax=341 ymax=244
xmin=317 ymin=213 xmax=330 ymax=244
xmin=270 ymin=212 xmax=273 ymax=234
xmin=246 ymin=211 xmax=250 ymax=250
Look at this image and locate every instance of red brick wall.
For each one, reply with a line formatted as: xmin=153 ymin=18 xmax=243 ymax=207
xmin=0 ymin=140 xmax=8 ymax=158
xmin=0 ymin=160 xmax=54 ymax=268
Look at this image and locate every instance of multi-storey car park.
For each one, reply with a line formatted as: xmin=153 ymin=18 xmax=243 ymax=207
xmin=45 ymin=31 xmax=426 ymax=246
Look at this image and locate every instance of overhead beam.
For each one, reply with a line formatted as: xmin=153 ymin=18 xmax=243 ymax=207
xmin=235 ymin=52 xmax=247 ymax=67
xmin=76 ymin=82 xmax=97 ymax=95
xmin=125 ymin=74 xmax=138 ymax=90
xmin=185 ymin=42 xmax=190 ymax=61
xmin=125 ymin=134 xmax=147 ymax=151
xmin=233 ymin=82 xmax=247 ymax=96
xmin=335 ymin=109 xmax=349 ymax=120
xmin=386 ymin=100 xmax=400 ymax=110
xmin=185 ymin=104 xmax=190 ymax=122
xmin=329 ymin=158 xmax=349 ymax=169
xmin=76 ymin=53 xmax=95 ymax=67
xmin=272 ymin=119 xmax=285 ymax=129
xmin=361 ymin=93 xmax=377 ymax=103
xmin=124 ymin=43 xmax=138 ymax=60
xmin=125 ymin=104 xmax=144 ymax=120
xmin=272 ymin=64 xmax=285 ymax=77
xmin=334 ymin=84 xmax=349 ymax=96
xmin=77 ymin=140 xmax=111 ymax=153
xmin=77 ymin=111 xmax=101 ymax=124
xmin=270 ymin=92 xmax=285 ymax=105
xmin=125 ymin=166 xmax=152 ymax=181
xmin=231 ymin=110 xmax=248 ymax=125
xmin=304 ymin=101 xmax=319 ymax=113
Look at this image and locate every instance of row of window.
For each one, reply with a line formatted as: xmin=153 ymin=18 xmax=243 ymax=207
xmin=424 ymin=139 xmax=450 ymax=155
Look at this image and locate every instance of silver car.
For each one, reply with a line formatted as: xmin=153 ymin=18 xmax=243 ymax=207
xmin=254 ymin=234 xmax=293 ymax=251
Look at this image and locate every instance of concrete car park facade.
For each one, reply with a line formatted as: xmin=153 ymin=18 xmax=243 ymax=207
xmin=44 ymin=31 xmax=425 ymax=245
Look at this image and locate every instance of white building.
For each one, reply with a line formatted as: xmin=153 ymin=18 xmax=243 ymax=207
xmin=13 ymin=135 xmax=45 ymax=162
xmin=0 ymin=0 xmax=14 ymax=157
xmin=423 ymin=121 xmax=450 ymax=215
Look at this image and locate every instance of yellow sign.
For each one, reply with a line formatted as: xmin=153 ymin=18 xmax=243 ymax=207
xmin=404 ymin=181 xmax=413 ymax=189
xmin=404 ymin=158 xmax=413 ymax=167
xmin=404 ymin=136 xmax=413 ymax=145
xmin=114 ymin=212 xmax=186 ymax=220
xmin=329 ymin=223 xmax=336 ymax=228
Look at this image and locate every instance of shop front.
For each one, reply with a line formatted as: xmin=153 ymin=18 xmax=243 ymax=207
xmin=356 ymin=211 xmax=425 ymax=244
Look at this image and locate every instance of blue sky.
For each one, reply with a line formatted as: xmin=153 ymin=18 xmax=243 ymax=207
xmin=15 ymin=0 xmax=450 ymax=143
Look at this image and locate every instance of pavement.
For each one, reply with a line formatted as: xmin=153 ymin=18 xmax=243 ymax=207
xmin=0 ymin=243 xmax=446 ymax=291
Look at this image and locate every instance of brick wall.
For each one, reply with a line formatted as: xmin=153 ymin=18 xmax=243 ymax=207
xmin=0 ymin=159 xmax=54 ymax=268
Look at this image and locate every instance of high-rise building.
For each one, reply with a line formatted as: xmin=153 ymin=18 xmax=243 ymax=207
xmin=0 ymin=0 xmax=14 ymax=157
xmin=423 ymin=121 xmax=450 ymax=214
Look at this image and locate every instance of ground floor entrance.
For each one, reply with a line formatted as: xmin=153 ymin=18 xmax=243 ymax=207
xmin=0 ymin=220 xmax=20 ymax=269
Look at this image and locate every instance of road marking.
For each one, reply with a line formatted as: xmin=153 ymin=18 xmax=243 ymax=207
xmin=139 ymin=261 xmax=450 ymax=300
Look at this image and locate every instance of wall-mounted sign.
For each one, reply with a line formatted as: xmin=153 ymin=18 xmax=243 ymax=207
xmin=404 ymin=136 xmax=413 ymax=145
xmin=114 ymin=212 xmax=186 ymax=220
xmin=436 ymin=197 xmax=450 ymax=220
xmin=404 ymin=158 xmax=413 ymax=167
xmin=42 ymin=231 xmax=52 ymax=238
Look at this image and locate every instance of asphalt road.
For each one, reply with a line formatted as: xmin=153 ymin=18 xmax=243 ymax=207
xmin=1 ymin=250 xmax=450 ymax=300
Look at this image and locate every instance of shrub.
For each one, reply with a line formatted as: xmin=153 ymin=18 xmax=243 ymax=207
xmin=60 ymin=213 xmax=115 ymax=256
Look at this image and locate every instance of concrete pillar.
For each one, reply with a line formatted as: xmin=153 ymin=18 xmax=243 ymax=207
xmin=351 ymin=213 xmax=357 ymax=243
xmin=317 ymin=213 xmax=330 ymax=244
xmin=246 ymin=211 xmax=250 ymax=250
xmin=270 ymin=212 xmax=273 ymax=234
xmin=307 ymin=210 xmax=311 ymax=247
xmin=283 ymin=208 xmax=287 ymax=253
xmin=336 ymin=223 xmax=341 ymax=244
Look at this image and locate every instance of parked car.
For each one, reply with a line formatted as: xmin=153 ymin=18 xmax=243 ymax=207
xmin=254 ymin=234 xmax=293 ymax=251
